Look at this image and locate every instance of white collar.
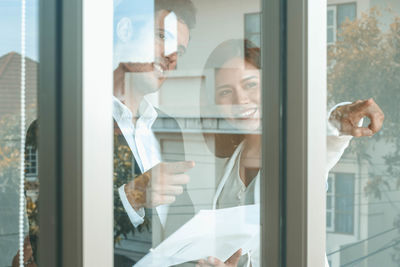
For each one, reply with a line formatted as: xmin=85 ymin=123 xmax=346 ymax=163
xmin=112 ymin=96 xmax=158 ymax=126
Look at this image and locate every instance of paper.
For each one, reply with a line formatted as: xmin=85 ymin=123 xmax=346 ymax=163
xmin=134 ymin=204 xmax=260 ymax=267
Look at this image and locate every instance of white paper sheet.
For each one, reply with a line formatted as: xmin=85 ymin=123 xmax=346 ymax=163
xmin=134 ymin=204 xmax=260 ymax=267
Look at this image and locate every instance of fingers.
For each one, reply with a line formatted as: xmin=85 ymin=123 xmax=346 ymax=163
xmin=143 ymin=161 xmax=194 ymax=207
xmin=150 ymin=194 xmax=176 ymax=206
xmin=168 ymin=173 xmax=190 ymax=185
xmin=150 ymin=173 xmax=190 ymax=186
xmin=225 ymin=249 xmax=242 ymax=266
xmin=351 ymin=127 xmax=374 ymax=137
xmin=163 ymin=161 xmax=195 ymax=174
xmin=339 ymin=98 xmax=384 ymax=137
xmin=197 ymin=259 xmax=212 ymax=267
xmin=150 ymin=185 xmax=184 ymax=206
xmin=206 ymin=257 xmax=225 ymax=267
xmin=367 ymin=107 xmax=384 ymax=134
xmin=153 ymin=185 xmax=184 ymax=195
xmin=353 ymin=99 xmax=384 ymax=136
xmin=204 ymin=249 xmax=242 ymax=267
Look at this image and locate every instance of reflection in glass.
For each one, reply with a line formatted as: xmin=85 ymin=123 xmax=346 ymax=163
xmin=326 ymin=2 xmax=400 ymax=266
xmin=112 ymin=0 xmax=263 ymax=266
xmin=0 ymin=0 xmax=39 ymax=266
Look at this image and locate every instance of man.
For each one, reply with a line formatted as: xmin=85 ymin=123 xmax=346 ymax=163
xmin=112 ymin=0 xmax=197 ymax=266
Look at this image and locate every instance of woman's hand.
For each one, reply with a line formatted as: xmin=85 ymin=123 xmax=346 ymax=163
xmin=196 ymin=249 xmax=242 ymax=267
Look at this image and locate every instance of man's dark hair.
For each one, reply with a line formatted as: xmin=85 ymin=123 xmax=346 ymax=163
xmin=155 ymin=0 xmax=197 ymax=30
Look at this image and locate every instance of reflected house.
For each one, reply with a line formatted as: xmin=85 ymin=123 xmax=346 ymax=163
xmin=327 ymin=0 xmax=400 ymax=267
xmin=0 ymin=52 xmax=39 ymax=200
xmin=0 ymin=52 xmax=37 ymax=266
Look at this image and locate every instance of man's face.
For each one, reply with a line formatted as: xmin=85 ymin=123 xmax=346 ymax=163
xmin=131 ymin=10 xmax=190 ymax=95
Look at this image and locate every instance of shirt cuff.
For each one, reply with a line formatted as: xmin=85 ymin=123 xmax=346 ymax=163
xmin=118 ymin=184 xmax=145 ymax=228
xmin=327 ymin=102 xmax=352 ymax=136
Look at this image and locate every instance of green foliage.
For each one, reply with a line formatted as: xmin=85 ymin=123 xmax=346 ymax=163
xmin=113 ymin=130 xmax=150 ymax=244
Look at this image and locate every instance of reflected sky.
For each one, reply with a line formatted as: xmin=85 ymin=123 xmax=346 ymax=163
xmin=0 ymin=0 xmax=38 ymax=61
xmin=113 ymin=0 xmax=155 ymax=68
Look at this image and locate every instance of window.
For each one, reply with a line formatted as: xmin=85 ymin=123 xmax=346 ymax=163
xmin=336 ymin=3 xmax=356 ymax=28
xmin=327 ymin=173 xmax=355 ymax=234
xmin=327 ymin=6 xmax=337 ymax=44
xmin=334 ymin=173 xmax=355 ymax=234
xmin=25 ymin=146 xmax=38 ymax=179
xmin=326 ymin=173 xmax=335 ymax=231
xmin=245 ymin=12 xmax=261 ymax=48
xmin=327 ymin=3 xmax=356 ymax=44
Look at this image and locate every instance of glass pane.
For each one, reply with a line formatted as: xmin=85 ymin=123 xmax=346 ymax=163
xmin=337 ymin=3 xmax=356 ymax=28
xmin=112 ymin=0 xmax=262 ymax=266
xmin=327 ymin=196 xmax=332 ymax=209
xmin=326 ymin=2 xmax=400 ymax=266
xmin=0 ymin=0 xmax=39 ymax=266
xmin=327 ymin=212 xmax=332 ymax=228
xmin=327 ymin=28 xmax=334 ymax=44
xmin=327 ymin=9 xmax=334 ymax=26
xmin=245 ymin=13 xmax=260 ymax=35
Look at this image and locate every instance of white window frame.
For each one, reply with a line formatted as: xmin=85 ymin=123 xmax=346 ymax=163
xmin=286 ymin=0 xmax=327 ymax=266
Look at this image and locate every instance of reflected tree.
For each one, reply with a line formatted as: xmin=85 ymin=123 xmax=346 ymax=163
xmin=328 ymin=7 xmax=400 ymax=264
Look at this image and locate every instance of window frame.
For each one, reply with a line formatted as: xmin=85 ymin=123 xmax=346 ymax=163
xmin=285 ymin=0 xmax=327 ymax=266
xmin=37 ymin=0 xmax=329 ymax=266
xmin=39 ymin=0 xmax=113 ymax=266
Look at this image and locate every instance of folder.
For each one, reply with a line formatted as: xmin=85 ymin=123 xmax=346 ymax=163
xmin=134 ymin=204 xmax=260 ymax=267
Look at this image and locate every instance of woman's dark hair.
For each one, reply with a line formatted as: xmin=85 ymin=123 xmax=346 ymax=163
xmin=201 ymin=39 xmax=261 ymax=158
xmin=155 ymin=0 xmax=197 ymax=30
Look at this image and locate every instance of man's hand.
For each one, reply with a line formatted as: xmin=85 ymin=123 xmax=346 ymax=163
xmin=125 ymin=161 xmax=195 ymax=210
xmin=329 ymin=98 xmax=384 ymax=137
xmin=196 ymin=249 xmax=242 ymax=267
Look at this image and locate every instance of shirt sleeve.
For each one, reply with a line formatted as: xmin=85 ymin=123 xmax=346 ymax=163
xmin=326 ymin=101 xmax=363 ymax=174
xmin=118 ymin=184 xmax=145 ymax=227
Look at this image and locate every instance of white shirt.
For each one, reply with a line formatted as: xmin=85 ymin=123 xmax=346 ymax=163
xmin=113 ymin=96 xmax=170 ymax=228
xmin=211 ymin=102 xmax=357 ymax=267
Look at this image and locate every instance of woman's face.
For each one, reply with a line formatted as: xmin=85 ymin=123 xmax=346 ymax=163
xmin=215 ymin=57 xmax=261 ymax=132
